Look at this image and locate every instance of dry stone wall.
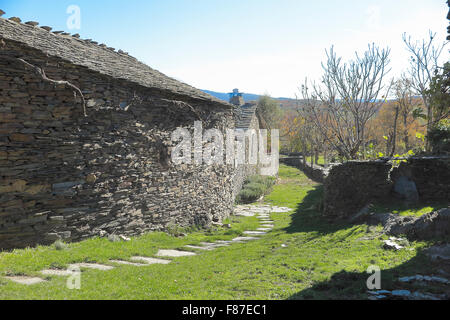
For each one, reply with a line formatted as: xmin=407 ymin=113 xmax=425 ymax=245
xmin=0 ymin=41 xmax=239 ymax=250
xmin=232 ymin=109 xmax=260 ymax=198
xmin=279 ymin=156 xmax=328 ymax=182
xmin=323 ymin=158 xmax=450 ymax=220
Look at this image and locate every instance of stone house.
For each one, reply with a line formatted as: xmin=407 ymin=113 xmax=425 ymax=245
xmin=0 ymin=16 xmax=250 ymax=250
xmin=233 ymin=101 xmax=260 ymax=197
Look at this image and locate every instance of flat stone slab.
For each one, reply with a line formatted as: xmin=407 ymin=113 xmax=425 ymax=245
xmin=109 ymin=260 xmax=147 ymax=266
xmin=232 ymin=236 xmax=259 ymax=242
xmin=261 ymin=224 xmax=274 ymax=228
xmin=69 ymin=263 xmax=114 ymax=271
xmin=257 ymin=228 xmax=272 ymax=231
xmin=243 ymin=231 xmax=267 ymax=236
xmin=271 ymin=207 xmax=292 ymax=213
xmin=214 ymin=240 xmax=234 ymax=244
xmin=260 ymin=220 xmax=273 ymax=223
xmin=130 ymin=256 xmax=171 ymax=265
xmin=235 ymin=205 xmax=252 ymax=210
xmin=5 ymin=276 xmax=46 ymax=285
xmin=199 ymin=242 xmax=229 ymax=247
xmin=184 ymin=245 xmax=215 ymax=251
xmin=156 ymin=249 xmax=196 ymax=257
xmin=40 ymin=269 xmax=74 ymax=276
xmin=234 ymin=211 xmax=255 ymax=217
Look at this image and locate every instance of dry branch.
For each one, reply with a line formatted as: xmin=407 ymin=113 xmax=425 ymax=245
xmin=15 ymin=58 xmax=87 ymax=117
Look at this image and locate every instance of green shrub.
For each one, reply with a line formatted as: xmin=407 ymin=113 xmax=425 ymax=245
xmin=428 ymin=119 xmax=450 ymax=154
xmin=236 ymin=175 xmax=276 ymax=204
xmin=244 ymin=182 xmax=266 ymax=194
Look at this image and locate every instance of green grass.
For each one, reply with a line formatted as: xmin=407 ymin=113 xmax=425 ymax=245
xmin=305 ymin=155 xmax=325 ymax=166
xmin=0 ymin=165 xmax=447 ymax=300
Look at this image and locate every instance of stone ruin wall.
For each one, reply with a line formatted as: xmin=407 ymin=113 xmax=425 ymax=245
xmin=0 ymin=41 xmax=239 ymax=250
xmin=279 ymin=155 xmax=449 ymax=220
xmin=323 ymin=158 xmax=450 ymax=220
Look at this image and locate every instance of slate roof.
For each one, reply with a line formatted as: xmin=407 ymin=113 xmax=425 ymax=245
xmin=0 ymin=15 xmax=232 ymax=106
xmin=235 ymin=103 xmax=258 ymax=129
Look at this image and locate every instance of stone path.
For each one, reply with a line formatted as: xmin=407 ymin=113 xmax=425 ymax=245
xmin=2 ymin=205 xmax=292 ymax=286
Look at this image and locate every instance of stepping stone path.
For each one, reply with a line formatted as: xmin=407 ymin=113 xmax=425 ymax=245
xmin=2 ymin=205 xmax=291 ymax=286
xmin=243 ymin=231 xmax=267 ymax=236
xmin=69 ymin=263 xmax=114 ymax=271
xmin=184 ymin=245 xmax=215 ymax=251
xmin=130 ymin=257 xmax=171 ymax=265
xmin=156 ymin=249 xmax=197 ymax=257
xmin=232 ymin=236 xmax=260 ymax=242
xmin=109 ymin=260 xmax=148 ymax=266
xmin=41 ymin=269 xmax=76 ymax=276
xmin=5 ymin=276 xmax=46 ymax=285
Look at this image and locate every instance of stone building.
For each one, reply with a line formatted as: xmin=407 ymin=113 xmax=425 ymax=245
xmin=232 ymin=102 xmax=260 ymax=197
xmin=228 ymin=89 xmax=245 ymax=107
xmin=0 ymin=15 xmax=251 ymax=250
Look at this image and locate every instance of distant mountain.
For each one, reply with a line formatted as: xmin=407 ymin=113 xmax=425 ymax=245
xmin=202 ymin=90 xmax=260 ymax=103
xmin=202 ymin=90 xmax=294 ymax=103
xmin=202 ymin=89 xmax=302 ymax=110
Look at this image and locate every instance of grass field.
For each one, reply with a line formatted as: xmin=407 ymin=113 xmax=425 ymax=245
xmin=305 ymin=155 xmax=325 ymax=166
xmin=0 ymin=165 xmax=446 ymax=300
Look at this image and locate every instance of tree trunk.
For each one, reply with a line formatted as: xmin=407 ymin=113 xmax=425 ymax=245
xmin=424 ymin=96 xmax=433 ymax=152
xmin=403 ymin=112 xmax=409 ymax=151
xmin=390 ymin=105 xmax=400 ymax=157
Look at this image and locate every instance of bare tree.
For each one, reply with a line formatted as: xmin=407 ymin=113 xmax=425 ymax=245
xmin=402 ymin=31 xmax=447 ymax=148
xmin=299 ymin=44 xmax=392 ymax=160
xmin=395 ymin=76 xmax=418 ymax=152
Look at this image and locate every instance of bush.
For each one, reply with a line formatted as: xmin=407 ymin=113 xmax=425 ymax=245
xmin=236 ymin=175 xmax=276 ymax=204
xmin=428 ymin=119 xmax=450 ymax=155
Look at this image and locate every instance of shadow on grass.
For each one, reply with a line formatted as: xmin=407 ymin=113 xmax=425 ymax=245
xmin=283 ymin=185 xmax=352 ymax=236
xmin=288 ymin=249 xmax=450 ymax=300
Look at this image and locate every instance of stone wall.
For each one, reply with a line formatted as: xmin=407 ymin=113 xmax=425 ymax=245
xmin=323 ymin=158 xmax=450 ymax=220
xmin=0 ymin=41 xmax=238 ymax=250
xmin=231 ymin=110 xmax=260 ymax=198
xmin=279 ymin=156 xmax=328 ymax=182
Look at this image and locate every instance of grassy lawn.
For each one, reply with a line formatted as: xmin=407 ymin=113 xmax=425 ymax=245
xmin=0 ymin=165 xmax=446 ymax=300
xmin=305 ymin=155 xmax=325 ymax=166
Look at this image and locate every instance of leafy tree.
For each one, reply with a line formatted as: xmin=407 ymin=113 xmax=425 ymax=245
xmin=403 ymin=31 xmax=447 ymax=149
xmin=428 ymin=119 xmax=450 ymax=154
xmin=427 ymin=61 xmax=450 ymax=125
xmin=256 ymin=95 xmax=283 ymax=130
xmin=427 ymin=62 xmax=450 ymax=154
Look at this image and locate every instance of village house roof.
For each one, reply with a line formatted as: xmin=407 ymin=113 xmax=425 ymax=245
xmin=235 ymin=103 xmax=258 ymax=129
xmin=0 ymin=14 xmax=232 ymax=107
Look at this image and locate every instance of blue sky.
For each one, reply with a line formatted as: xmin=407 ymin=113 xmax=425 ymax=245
xmin=0 ymin=0 xmax=448 ymax=98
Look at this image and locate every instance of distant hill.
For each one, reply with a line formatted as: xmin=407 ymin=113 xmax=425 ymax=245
xmin=201 ymin=89 xmax=301 ymax=110
xmin=201 ymin=89 xmax=294 ymax=102
xmin=202 ymin=90 xmax=262 ymax=103
xmin=202 ymin=90 xmax=414 ymax=111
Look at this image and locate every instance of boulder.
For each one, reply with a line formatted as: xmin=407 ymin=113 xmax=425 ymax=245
xmin=393 ymin=176 xmax=419 ymax=202
xmin=384 ymin=207 xmax=450 ymax=240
